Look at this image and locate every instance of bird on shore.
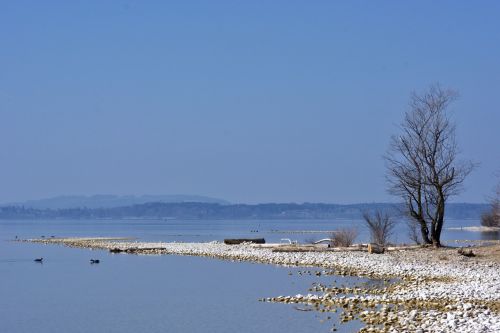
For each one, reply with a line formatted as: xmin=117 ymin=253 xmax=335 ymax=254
xmin=90 ymin=259 xmax=100 ymax=264
xmin=34 ymin=258 xmax=43 ymax=262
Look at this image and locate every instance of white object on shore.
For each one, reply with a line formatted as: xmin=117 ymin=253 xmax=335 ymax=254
xmin=280 ymin=238 xmax=297 ymax=244
xmin=313 ymin=238 xmax=333 ymax=244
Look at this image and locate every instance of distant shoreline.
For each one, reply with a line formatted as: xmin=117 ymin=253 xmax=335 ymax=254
xmin=447 ymin=226 xmax=500 ymax=232
xmin=0 ymin=202 xmax=489 ymax=220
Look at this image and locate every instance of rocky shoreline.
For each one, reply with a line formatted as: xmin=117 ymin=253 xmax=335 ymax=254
xmin=23 ymin=237 xmax=500 ymax=332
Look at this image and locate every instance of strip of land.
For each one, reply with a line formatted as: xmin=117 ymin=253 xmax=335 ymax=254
xmin=447 ymin=226 xmax=500 ymax=232
xmin=23 ymin=237 xmax=500 ymax=332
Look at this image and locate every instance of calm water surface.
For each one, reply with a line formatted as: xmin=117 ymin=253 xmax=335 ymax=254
xmin=0 ymin=219 xmax=494 ymax=333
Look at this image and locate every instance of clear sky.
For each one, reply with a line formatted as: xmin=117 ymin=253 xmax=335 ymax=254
xmin=1 ymin=1 xmax=499 ymax=204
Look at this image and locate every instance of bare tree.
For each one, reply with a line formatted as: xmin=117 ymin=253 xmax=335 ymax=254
xmin=385 ymin=84 xmax=474 ymax=247
xmin=362 ymin=210 xmax=395 ymax=246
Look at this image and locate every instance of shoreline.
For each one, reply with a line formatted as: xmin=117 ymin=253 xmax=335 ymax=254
xmin=22 ymin=237 xmax=500 ymax=332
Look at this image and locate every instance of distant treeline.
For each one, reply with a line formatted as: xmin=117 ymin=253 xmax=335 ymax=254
xmin=0 ymin=202 xmax=489 ymax=220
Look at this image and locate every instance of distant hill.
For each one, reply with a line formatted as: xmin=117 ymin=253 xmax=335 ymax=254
xmin=0 ymin=201 xmax=489 ymax=220
xmin=3 ymin=194 xmax=230 ymax=209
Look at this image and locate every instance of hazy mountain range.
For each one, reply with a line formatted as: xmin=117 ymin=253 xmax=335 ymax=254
xmin=2 ymin=194 xmax=230 ymax=209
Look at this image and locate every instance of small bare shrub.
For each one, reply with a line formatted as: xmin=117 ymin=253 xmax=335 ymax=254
xmin=330 ymin=228 xmax=358 ymax=247
xmin=362 ymin=210 xmax=396 ymax=246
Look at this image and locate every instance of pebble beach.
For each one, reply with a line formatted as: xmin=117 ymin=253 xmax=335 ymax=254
xmin=25 ymin=237 xmax=500 ymax=332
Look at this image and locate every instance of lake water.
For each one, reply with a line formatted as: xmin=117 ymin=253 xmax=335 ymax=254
xmin=0 ymin=218 xmax=496 ymax=333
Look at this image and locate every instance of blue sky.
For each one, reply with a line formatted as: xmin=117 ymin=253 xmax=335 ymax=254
xmin=0 ymin=1 xmax=499 ymax=203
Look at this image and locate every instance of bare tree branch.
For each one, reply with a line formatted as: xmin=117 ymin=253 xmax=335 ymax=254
xmin=384 ymin=84 xmax=474 ymax=247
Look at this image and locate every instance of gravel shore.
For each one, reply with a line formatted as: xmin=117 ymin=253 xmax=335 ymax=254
xmin=25 ymin=238 xmax=500 ymax=332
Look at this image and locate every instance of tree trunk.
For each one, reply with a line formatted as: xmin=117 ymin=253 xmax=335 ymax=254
xmin=432 ymin=220 xmax=443 ymax=247
xmin=419 ymin=221 xmax=432 ymax=244
xmin=431 ymin=193 xmax=446 ymax=248
xmin=431 ymin=231 xmax=441 ymax=247
xmin=410 ymin=198 xmax=432 ymax=245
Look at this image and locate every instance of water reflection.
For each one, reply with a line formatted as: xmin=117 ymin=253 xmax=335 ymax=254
xmin=480 ymin=231 xmax=500 ymax=241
